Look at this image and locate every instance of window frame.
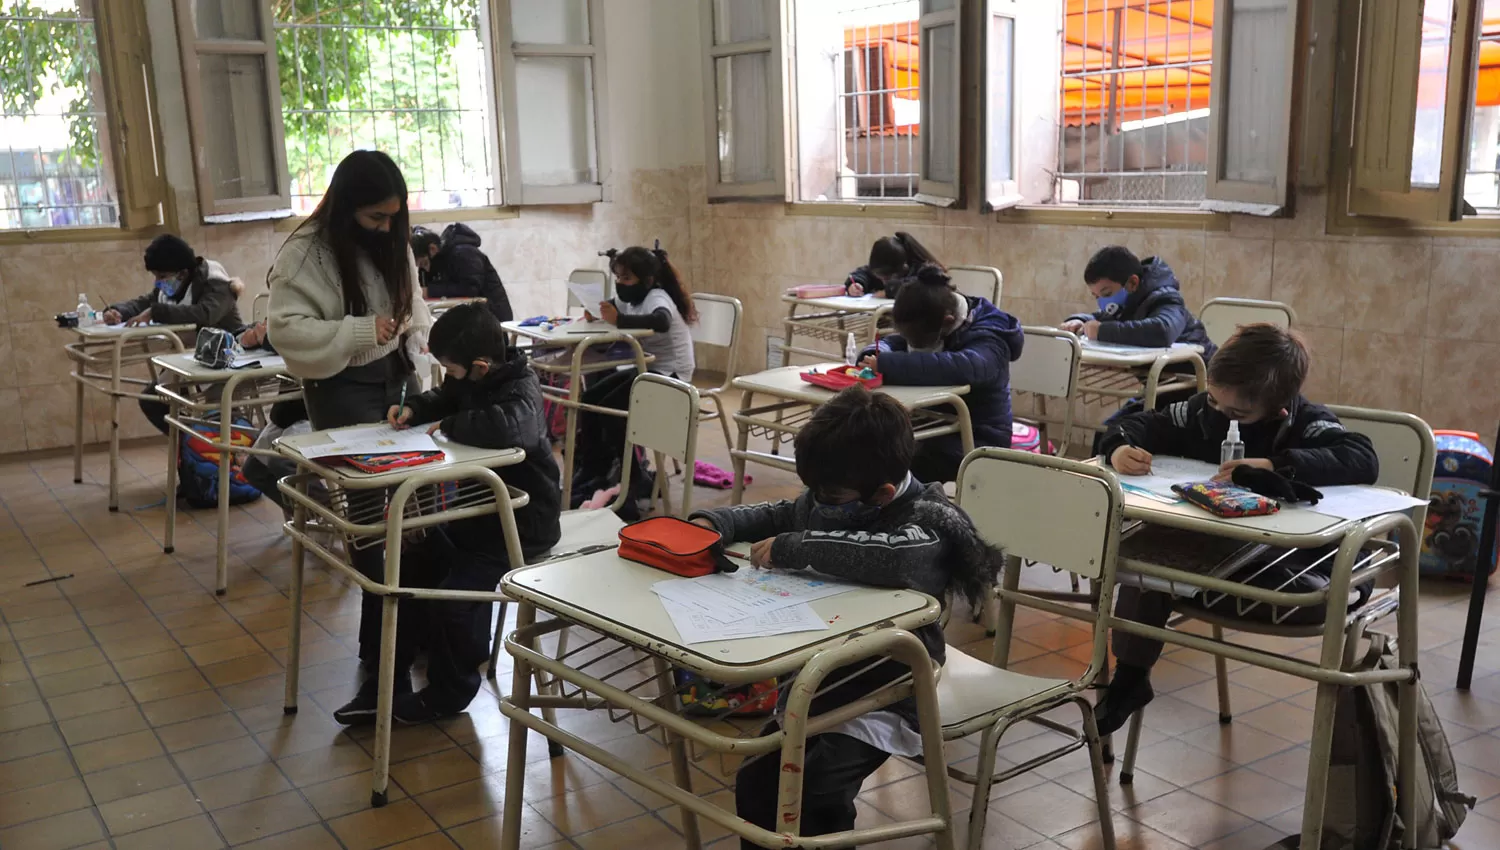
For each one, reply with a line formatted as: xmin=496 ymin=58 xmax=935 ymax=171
xmin=981 ymin=0 xmax=1020 ymax=211
xmin=701 ymin=0 xmax=789 ymax=201
xmin=915 ymin=0 xmax=963 ymax=206
xmin=491 ymin=0 xmax=611 ymax=205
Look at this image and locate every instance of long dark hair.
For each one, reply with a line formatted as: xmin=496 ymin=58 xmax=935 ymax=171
xmin=892 ymin=264 xmax=958 ymax=348
xmin=297 ymin=150 xmax=413 ymax=324
xmin=608 ymin=244 xmax=697 ymax=322
xmin=869 ymin=231 xmax=943 ymax=279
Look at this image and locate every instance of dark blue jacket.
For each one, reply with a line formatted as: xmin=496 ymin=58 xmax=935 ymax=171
xmin=1067 ymin=257 xmax=1216 ymax=361
xmin=863 ymin=296 xmax=1024 ymax=449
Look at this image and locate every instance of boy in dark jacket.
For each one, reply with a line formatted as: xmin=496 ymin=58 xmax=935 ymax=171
xmin=859 ymin=264 xmax=1024 ymax=483
xmin=1092 ymin=323 xmax=1378 ymax=735
xmin=333 ymin=303 xmax=561 ymax=726
xmin=412 ymin=223 xmax=514 ymax=322
xmin=690 ymin=386 xmax=1001 ymax=847
xmin=1062 ymin=245 xmax=1216 ymax=361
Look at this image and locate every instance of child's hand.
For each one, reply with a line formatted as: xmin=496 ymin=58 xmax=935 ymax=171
xmin=426 ymin=422 xmax=442 ymax=436
xmin=749 ymin=538 xmax=775 ymax=569
xmin=859 ymin=354 xmax=878 ymax=370
xmin=375 ymin=316 xmax=399 ymax=345
xmin=691 ymin=517 xmax=715 ymax=529
xmin=1082 ymin=319 xmax=1101 ymax=339
xmin=599 ymin=302 xmax=619 ymax=325
xmin=847 ymin=281 xmax=865 ymax=297
xmin=387 ymin=406 xmax=413 ymax=429
xmin=1111 ymin=445 xmax=1153 ymax=475
xmin=125 ymin=309 xmax=152 ymax=326
xmin=1215 ymin=457 xmax=1273 ymax=482
xmin=1060 ymin=319 xmax=1084 ymax=334
xmin=101 ymin=308 xmax=122 ymax=324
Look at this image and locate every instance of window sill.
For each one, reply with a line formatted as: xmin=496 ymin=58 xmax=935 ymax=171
xmin=1324 ymin=204 xmax=1500 ymax=238
xmin=998 ymin=205 xmax=1231 ymax=232
xmin=0 ymin=225 xmax=168 ymax=246
xmin=272 ymin=206 xmax=523 ymax=233
xmin=785 ymin=201 xmax=941 ymax=221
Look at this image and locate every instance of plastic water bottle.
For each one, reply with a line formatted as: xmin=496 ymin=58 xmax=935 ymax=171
xmin=844 ymin=332 xmax=858 ymax=367
xmin=76 ymin=293 xmax=95 ymax=327
xmin=1220 ymin=420 xmax=1245 ymax=465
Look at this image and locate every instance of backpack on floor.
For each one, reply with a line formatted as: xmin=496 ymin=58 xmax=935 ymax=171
xmin=178 ymin=417 xmax=262 ymax=509
xmin=1011 ymin=421 xmax=1054 ymax=455
xmin=673 ymin=669 xmax=777 ymax=717
xmin=1306 ymin=633 xmax=1474 ymax=850
xmin=1421 ymin=430 xmax=1497 ymax=580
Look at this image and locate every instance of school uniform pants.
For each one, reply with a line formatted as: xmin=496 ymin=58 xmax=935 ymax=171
xmin=573 ymin=367 xmax=664 ymax=506
xmin=735 ymin=727 xmax=890 ymax=848
xmin=908 ymin=427 xmax=1012 ymax=486
xmin=301 ymin=352 xmax=418 ymax=665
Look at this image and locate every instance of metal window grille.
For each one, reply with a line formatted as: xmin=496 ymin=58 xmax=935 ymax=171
xmin=1058 ymin=0 xmax=1212 ymax=207
xmin=1464 ymin=14 xmax=1500 ymax=213
xmin=273 ymin=0 xmax=497 ymax=214
xmin=0 ymin=1 xmax=119 ymax=230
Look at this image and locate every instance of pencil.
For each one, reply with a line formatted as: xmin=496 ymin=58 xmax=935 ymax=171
xmin=397 ymin=383 xmax=408 ymax=423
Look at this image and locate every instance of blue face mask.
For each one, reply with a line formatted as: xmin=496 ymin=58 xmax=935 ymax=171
xmin=153 ymin=277 xmax=178 ymax=294
xmin=1095 ymin=287 xmax=1130 ymax=316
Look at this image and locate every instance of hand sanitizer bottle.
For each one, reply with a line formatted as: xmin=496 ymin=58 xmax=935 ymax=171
xmin=76 ymin=293 xmax=95 ymax=327
xmin=844 ymin=332 xmax=858 ymax=367
xmin=1220 ymin=420 xmax=1245 ymax=465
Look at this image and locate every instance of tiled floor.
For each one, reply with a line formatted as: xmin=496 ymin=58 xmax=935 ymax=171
xmin=4 ymin=429 xmax=1500 ymax=850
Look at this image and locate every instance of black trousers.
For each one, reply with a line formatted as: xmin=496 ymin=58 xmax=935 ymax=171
xmin=302 ymin=353 xmax=418 ymax=664
xmin=572 ymin=368 xmax=657 ymax=507
xmin=242 ymin=454 xmax=298 ymax=511
xmin=736 ymin=729 xmax=890 ymax=848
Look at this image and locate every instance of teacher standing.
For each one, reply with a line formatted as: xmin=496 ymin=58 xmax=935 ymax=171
xmin=268 ymin=150 xmax=431 ymax=666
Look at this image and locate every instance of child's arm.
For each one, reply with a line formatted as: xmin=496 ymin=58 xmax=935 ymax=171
xmin=874 ymin=336 xmax=1009 ymax=387
xmin=690 ymin=501 xmax=800 ymax=544
xmin=1273 ymin=417 xmax=1380 ymax=487
xmin=856 ymin=335 xmax=904 ymax=362
xmin=419 ymin=386 xmax=546 ymax=450
xmin=151 ymin=278 xmax=236 ymax=328
xmin=108 ymin=293 xmax=154 ymax=322
xmin=1097 ymin=401 xmax=1194 ymax=464
xmin=768 ymin=524 xmax=947 ymax=595
xmin=402 ymin=384 xmax=460 ymax=428
xmin=1093 ymin=297 xmax=1189 ymax=348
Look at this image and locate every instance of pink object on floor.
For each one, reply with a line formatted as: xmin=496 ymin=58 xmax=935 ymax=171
xmin=693 ymin=460 xmax=749 ymax=490
xmin=579 ymin=485 xmax=620 ymax=510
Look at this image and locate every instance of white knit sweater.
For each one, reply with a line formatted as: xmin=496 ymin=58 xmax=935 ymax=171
xmin=268 ymin=229 xmax=431 ymax=380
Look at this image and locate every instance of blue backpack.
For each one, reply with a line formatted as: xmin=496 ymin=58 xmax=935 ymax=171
xmin=178 ymin=417 xmax=262 ymax=509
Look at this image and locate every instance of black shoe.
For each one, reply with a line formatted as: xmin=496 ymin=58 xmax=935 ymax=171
xmin=1094 ymin=674 xmax=1154 ymax=737
xmin=392 ymin=689 xmax=461 ymax=725
xmin=332 ymin=676 xmax=410 ymax=726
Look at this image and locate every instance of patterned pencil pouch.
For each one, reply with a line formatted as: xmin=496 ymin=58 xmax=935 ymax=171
xmin=1170 ymin=480 xmax=1281 ymax=518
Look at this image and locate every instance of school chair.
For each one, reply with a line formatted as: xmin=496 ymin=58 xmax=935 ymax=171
xmin=687 ymin=293 xmax=743 ymax=467
xmin=565 ymin=268 xmax=610 ymax=316
xmin=948 ymin=265 xmax=1003 ymax=304
xmin=252 ymin=291 xmax=270 ymax=323
xmin=1199 ymin=297 xmax=1296 ymax=347
xmin=1114 ymin=405 xmax=1434 ymax=784
xmin=940 ymin=448 xmax=1121 ymax=850
xmin=489 ymin=373 xmax=702 ymax=675
xmin=1010 ymin=326 xmax=1082 ymax=456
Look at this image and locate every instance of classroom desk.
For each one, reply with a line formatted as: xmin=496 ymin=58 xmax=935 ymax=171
xmin=727 ymin=364 xmax=973 ymax=505
xmin=425 ymin=296 xmax=487 ymax=314
xmin=275 ymin=426 xmax=535 ymax=807
xmin=65 ymin=323 xmax=194 ymax=511
xmin=1037 ymin=339 xmax=1205 ymax=453
xmin=152 ymin=351 xmax=302 ymax=594
xmin=992 ymin=486 xmax=1421 ymax=850
xmin=780 ymin=294 xmax=894 ymax=364
xmin=496 ymin=547 xmax=954 ymax=850
xmin=501 ymin=319 xmax=653 ymax=507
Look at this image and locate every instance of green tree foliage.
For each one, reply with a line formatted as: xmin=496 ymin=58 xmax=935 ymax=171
xmin=0 ymin=1 xmax=103 ymax=166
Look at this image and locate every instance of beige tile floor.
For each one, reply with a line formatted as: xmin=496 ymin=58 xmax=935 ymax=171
xmin=3 ymin=428 xmax=1500 ymax=850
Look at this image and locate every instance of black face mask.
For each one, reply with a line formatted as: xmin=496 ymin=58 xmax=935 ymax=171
xmin=355 ymin=226 xmax=395 ymax=261
xmin=615 ymin=282 xmax=649 ymax=305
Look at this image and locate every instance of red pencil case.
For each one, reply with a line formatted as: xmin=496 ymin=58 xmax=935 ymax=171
xmin=335 ymin=451 xmax=444 ymax=474
xmin=799 ymin=365 xmax=883 ymax=391
xmin=618 ymin=516 xmax=735 ymax=578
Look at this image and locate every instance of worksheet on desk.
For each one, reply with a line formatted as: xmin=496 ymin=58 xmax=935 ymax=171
xmin=1116 ymin=456 xmax=1221 ymax=499
xmin=659 ymin=597 xmax=828 ymax=644
xmin=297 ymin=424 xmax=441 ymax=459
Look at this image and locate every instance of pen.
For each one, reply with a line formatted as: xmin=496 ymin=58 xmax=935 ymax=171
xmin=397 ymin=383 xmax=408 ymax=423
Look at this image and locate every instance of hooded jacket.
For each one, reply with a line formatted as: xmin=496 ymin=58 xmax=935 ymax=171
xmin=1098 ymin=392 xmax=1379 ymax=487
xmin=423 ymin=224 xmax=513 ymax=323
xmin=864 ymin=296 xmax=1025 ymax=450
xmin=403 ymin=347 xmax=562 ymax=560
xmin=1067 ymin=257 xmax=1216 ymax=360
xmin=110 ymin=259 xmax=244 ymax=332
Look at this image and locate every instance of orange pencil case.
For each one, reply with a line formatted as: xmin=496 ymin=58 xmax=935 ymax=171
xmin=618 ymin=516 xmax=737 ymax=578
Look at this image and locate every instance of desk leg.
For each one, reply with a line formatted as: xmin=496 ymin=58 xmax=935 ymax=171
xmin=729 ymin=389 xmax=753 ymax=506
xmin=163 ymin=403 xmax=178 ymax=554
xmin=73 ymin=379 xmax=84 ymax=484
xmin=283 ymin=481 xmax=307 ymax=715
xmin=500 ymin=602 xmax=538 ymax=850
xmin=561 ymin=372 xmax=582 ymax=509
xmin=108 ymin=346 xmax=122 ymax=512
xmin=989 ymin=555 xmax=1023 ymax=663
xmin=651 ymin=657 xmax=701 ymax=849
xmin=1300 ymin=549 xmax=1356 ymax=850
xmin=371 ymin=593 xmax=399 ymax=808
xmin=214 ymin=396 xmax=232 ymax=595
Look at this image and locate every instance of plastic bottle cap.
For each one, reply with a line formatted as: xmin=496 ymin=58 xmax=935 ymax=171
xmin=1228 ymin=420 xmax=1240 ymax=441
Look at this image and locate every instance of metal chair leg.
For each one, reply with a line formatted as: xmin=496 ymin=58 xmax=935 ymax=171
xmin=1212 ymin=624 xmax=1233 ymax=724
xmin=1119 ymin=709 xmax=1144 ymax=785
xmin=1077 ymin=697 xmax=1118 ymax=850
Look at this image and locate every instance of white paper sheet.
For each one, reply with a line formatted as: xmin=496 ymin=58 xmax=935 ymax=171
xmin=1116 ymin=456 xmax=1221 ymax=499
xmin=297 ymin=424 xmax=442 ymax=459
xmin=1079 ymin=338 xmax=1198 ymax=354
xmin=565 ymin=281 xmax=605 ymax=311
xmin=230 ymin=352 xmax=284 ymax=370
xmin=660 ymin=598 xmax=829 ymax=644
xmin=1310 ymin=486 xmax=1429 ymax=522
xmin=654 ymin=569 xmax=859 ymax=618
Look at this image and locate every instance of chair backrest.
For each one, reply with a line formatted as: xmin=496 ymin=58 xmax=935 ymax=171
xmin=566 ymin=268 xmax=610 ymax=311
xmin=689 ymin=293 xmax=743 ymax=393
xmin=625 ymin=373 xmax=701 ymax=516
xmin=1011 ymin=327 xmax=1080 ymax=400
xmin=948 ymin=265 xmax=1002 ymax=303
xmin=1326 ymin=405 xmax=1436 ymax=502
xmin=252 ymin=291 xmax=270 ymax=324
xmin=1199 ymin=297 xmax=1296 ymax=346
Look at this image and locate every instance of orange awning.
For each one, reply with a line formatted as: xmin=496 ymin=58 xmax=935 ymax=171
xmin=1063 ymin=0 xmax=1214 ymax=126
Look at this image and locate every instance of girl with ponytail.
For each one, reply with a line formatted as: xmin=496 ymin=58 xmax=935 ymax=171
xmin=845 ymin=231 xmax=944 ymax=298
xmin=858 ymin=264 xmax=1025 ymax=483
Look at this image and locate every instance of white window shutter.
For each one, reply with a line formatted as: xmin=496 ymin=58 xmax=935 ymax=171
xmin=702 ymin=0 xmax=788 ymax=201
xmin=917 ymin=0 xmax=961 ymax=206
xmin=982 ymin=0 xmax=1019 ymax=210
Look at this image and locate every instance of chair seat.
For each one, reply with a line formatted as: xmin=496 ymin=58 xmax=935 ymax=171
xmin=937 ymin=648 xmax=1070 ymax=731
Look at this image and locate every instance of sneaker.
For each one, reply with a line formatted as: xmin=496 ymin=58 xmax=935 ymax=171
xmin=332 ymin=676 xmax=410 ymax=726
xmin=392 ymin=689 xmax=460 ymax=725
xmin=1093 ymin=674 xmax=1154 ymax=737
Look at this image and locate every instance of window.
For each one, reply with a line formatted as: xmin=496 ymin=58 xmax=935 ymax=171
xmin=0 ymin=0 xmax=166 ymax=232
xmin=1462 ymin=3 xmax=1500 ymax=212
xmin=174 ymin=0 xmax=607 ymax=221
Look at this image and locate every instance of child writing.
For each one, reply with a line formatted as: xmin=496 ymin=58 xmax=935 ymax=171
xmin=572 ymin=244 xmax=697 ymax=509
xmin=858 ymin=264 xmax=1024 ymax=484
xmin=1061 ymin=245 xmax=1214 ymax=358
xmin=845 ymin=231 xmax=944 ymax=298
xmin=331 ymin=303 xmax=562 ymax=725
xmin=1092 ymin=324 xmax=1378 ymax=735
xmin=690 ymin=386 xmax=1001 ymax=846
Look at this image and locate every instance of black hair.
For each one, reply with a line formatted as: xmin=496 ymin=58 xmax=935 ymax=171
xmin=794 ymin=386 xmax=914 ymax=500
xmin=868 ymin=231 xmax=943 ymax=280
xmin=428 ymin=302 xmax=509 ymax=366
xmin=410 ymin=226 xmax=442 ymax=257
xmin=609 ymin=244 xmax=697 ymax=322
xmin=1083 ymin=245 xmax=1143 ymax=286
xmin=1208 ymin=323 xmax=1310 ymax=412
xmin=144 ymin=234 xmax=198 ymax=274
xmin=296 ymin=150 xmax=414 ymax=325
xmin=891 ymin=264 xmax=958 ymax=349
